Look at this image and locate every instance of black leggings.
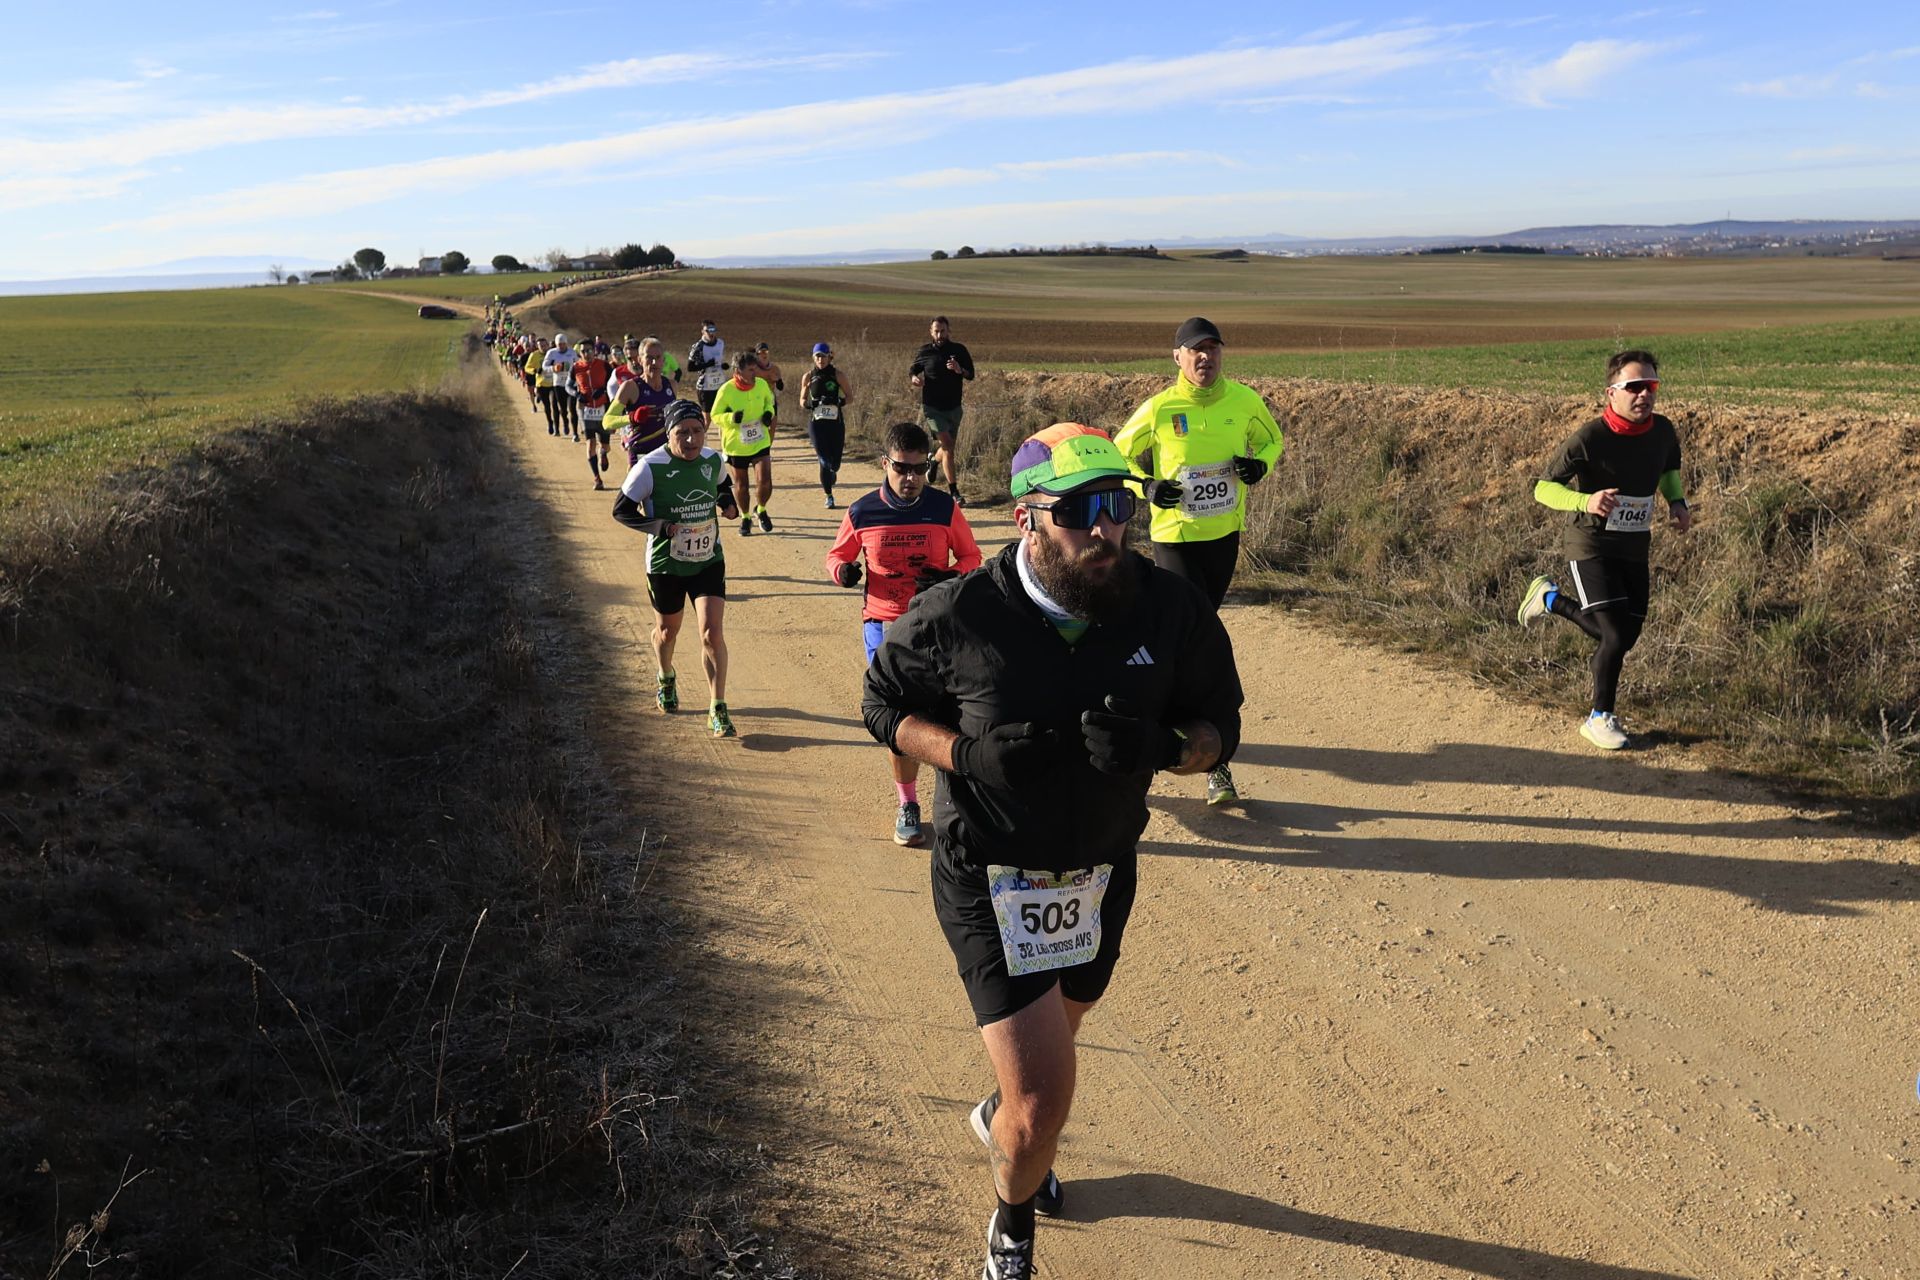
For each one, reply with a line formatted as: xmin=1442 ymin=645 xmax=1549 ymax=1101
xmin=1550 ymin=596 xmax=1643 ymax=714
xmin=1151 ymin=532 xmax=1240 ymax=612
xmin=808 ymin=420 xmax=846 ymax=492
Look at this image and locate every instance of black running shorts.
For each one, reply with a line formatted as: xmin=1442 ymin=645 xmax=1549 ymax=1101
xmin=725 ymin=450 xmax=771 ymax=469
xmin=1568 ymin=556 xmax=1649 ymax=618
xmin=646 ymin=560 xmax=726 ymax=616
xmin=931 ymin=844 xmax=1138 ymax=1026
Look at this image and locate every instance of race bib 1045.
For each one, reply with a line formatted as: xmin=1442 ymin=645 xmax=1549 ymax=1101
xmin=987 ymin=864 xmax=1112 ymax=977
xmin=1604 ymin=493 xmax=1655 ymax=532
xmin=1176 ymin=461 xmax=1239 ymax=518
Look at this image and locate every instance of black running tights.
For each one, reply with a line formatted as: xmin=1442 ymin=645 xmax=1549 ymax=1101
xmin=1550 ymin=596 xmax=1643 ymax=714
xmin=808 ymin=421 xmax=846 ymax=492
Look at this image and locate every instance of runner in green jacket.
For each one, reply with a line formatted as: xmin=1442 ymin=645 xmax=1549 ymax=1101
xmin=1112 ymin=316 xmax=1282 ymax=805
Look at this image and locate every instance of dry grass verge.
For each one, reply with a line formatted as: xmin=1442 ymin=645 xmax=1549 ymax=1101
xmin=0 ymin=389 xmax=786 ymax=1276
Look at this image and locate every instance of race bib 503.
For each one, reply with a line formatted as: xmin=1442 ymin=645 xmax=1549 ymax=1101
xmin=987 ymin=864 xmax=1112 ymax=976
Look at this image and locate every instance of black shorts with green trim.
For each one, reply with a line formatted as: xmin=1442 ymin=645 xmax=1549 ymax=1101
xmin=645 ymin=559 xmax=726 ymax=616
xmin=931 ymin=844 xmax=1138 ymax=1026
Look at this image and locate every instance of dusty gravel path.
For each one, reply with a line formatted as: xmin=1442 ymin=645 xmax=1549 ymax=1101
xmin=492 ymin=358 xmax=1918 ymax=1280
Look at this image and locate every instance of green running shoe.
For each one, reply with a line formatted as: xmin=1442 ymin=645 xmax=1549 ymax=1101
xmin=708 ymin=701 xmax=736 ymax=738
xmin=655 ymin=669 xmax=678 ymax=713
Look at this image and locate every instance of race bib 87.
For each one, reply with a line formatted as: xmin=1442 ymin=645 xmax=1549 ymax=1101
xmin=986 ymin=864 xmax=1112 ymax=977
xmin=811 ymin=404 xmax=840 ymax=421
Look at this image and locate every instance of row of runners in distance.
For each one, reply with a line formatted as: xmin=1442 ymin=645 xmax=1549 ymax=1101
xmin=489 ymin=321 xmax=881 ymax=517
xmin=534 ymin=306 xmax=1689 ymax=1277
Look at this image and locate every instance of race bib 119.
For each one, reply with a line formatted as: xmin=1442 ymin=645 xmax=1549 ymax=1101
xmin=987 ymin=865 xmax=1112 ymax=977
xmin=670 ymin=519 xmax=717 ymax=563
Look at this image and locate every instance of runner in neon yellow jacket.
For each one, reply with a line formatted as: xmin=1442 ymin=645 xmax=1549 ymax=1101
xmin=1113 ymin=364 xmax=1283 ymax=547
xmin=1112 ymin=316 xmax=1282 ymax=809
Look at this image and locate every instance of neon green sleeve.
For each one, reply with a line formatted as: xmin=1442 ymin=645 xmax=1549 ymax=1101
xmin=1534 ymin=479 xmax=1588 ymax=512
xmin=1659 ymin=470 xmax=1686 ymax=502
xmin=1112 ymin=396 xmax=1157 ymax=478
xmin=1247 ymin=398 xmax=1283 ymax=469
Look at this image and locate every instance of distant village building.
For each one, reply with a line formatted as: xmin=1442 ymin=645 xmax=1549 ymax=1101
xmin=418 ymin=256 xmax=443 ymax=275
xmin=563 ymin=253 xmax=615 ymax=271
xmin=307 ymin=269 xmax=335 ymax=284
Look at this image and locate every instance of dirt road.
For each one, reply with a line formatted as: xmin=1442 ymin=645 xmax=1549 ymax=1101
xmin=489 ymin=363 xmax=1917 ymax=1279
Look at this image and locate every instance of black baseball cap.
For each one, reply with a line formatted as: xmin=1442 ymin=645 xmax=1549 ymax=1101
xmin=663 ymin=399 xmax=706 ymax=428
xmin=1174 ymin=316 xmax=1224 ymax=348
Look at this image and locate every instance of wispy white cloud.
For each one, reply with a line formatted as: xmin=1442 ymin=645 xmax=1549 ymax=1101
xmin=885 ymin=151 xmax=1238 ymax=189
xmin=0 ymin=170 xmax=155 ymax=214
xmin=1494 ymin=39 xmax=1659 ymax=107
xmin=1738 ymin=68 xmax=1912 ymax=100
xmin=1736 ymin=72 xmax=1838 ymax=98
xmin=95 ymin=30 xmax=1459 ymax=235
xmin=3 ymin=51 xmax=887 ymax=176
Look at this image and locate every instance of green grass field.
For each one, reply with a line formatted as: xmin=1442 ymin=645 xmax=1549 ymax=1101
xmin=0 ymin=287 xmax=465 ymax=513
xmin=1035 ymin=315 xmax=1920 ymax=413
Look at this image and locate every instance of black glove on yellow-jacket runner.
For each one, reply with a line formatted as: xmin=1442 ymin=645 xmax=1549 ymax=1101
xmin=1144 ymin=478 xmax=1185 ymax=509
xmin=1232 ymin=456 xmax=1268 ymax=485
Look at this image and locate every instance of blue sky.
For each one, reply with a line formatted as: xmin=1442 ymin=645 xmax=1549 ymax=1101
xmin=2 ymin=0 xmax=1915 ymax=276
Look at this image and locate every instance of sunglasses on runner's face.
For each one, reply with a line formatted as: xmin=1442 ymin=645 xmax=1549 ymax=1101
xmin=886 ymin=458 xmax=930 ymax=475
xmin=1025 ymin=488 xmax=1137 ymax=529
xmin=1608 ymin=378 xmax=1660 ymax=393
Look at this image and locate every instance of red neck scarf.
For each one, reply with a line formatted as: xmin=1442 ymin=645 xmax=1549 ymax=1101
xmin=733 ymin=373 xmax=754 ymax=391
xmin=1603 ymin=404 xmax=1653 ymax=436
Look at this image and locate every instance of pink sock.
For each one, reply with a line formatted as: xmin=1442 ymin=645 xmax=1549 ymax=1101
xmin=896 ymin=781 xmax=918 ymax=805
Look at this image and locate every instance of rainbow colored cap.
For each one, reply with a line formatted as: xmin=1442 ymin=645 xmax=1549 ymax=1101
xmin=1009 ymin=423 xmax=1130 ymax=498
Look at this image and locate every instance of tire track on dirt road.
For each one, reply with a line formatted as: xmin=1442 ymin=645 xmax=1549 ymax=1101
xmin=490 ymin=356 xmax=1918 ymax=1279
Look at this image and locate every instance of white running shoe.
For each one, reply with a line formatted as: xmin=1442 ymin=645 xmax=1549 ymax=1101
xmin=982 ymin=1208 xmax=1035 ymax=1280
xmin=1580 ymin=711 xmax=1629 ymax=750
xmin=1517 ymin=575 xmax=1556 ymax=626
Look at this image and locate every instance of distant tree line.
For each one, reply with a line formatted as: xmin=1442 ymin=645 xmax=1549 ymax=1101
xmin=273 ymin=241 xmax=679 ymax=284
xmin=1413 ymin=244 xmax=1548 ymax=256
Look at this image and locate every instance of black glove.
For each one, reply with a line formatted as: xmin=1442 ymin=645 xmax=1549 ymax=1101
xmin=1080 ymin=696 xmax=1182 ymax=777
xmin=951 ymin=723 xmax=1058 ymax=790
xmin=834 ymin=561 xmax=862 ymax=588
xmin=1232 ymin=456 xmax=1268 ymax=485
xmin=913 ymin=565 xmax=959 ymax=594
xmin=761 ymin=412 xmax=774 ymax=424
xmin=1145 ymin=478 xmax=1184 ymax=509
xmin=774 ymin=378 xmax=785 ymax=391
